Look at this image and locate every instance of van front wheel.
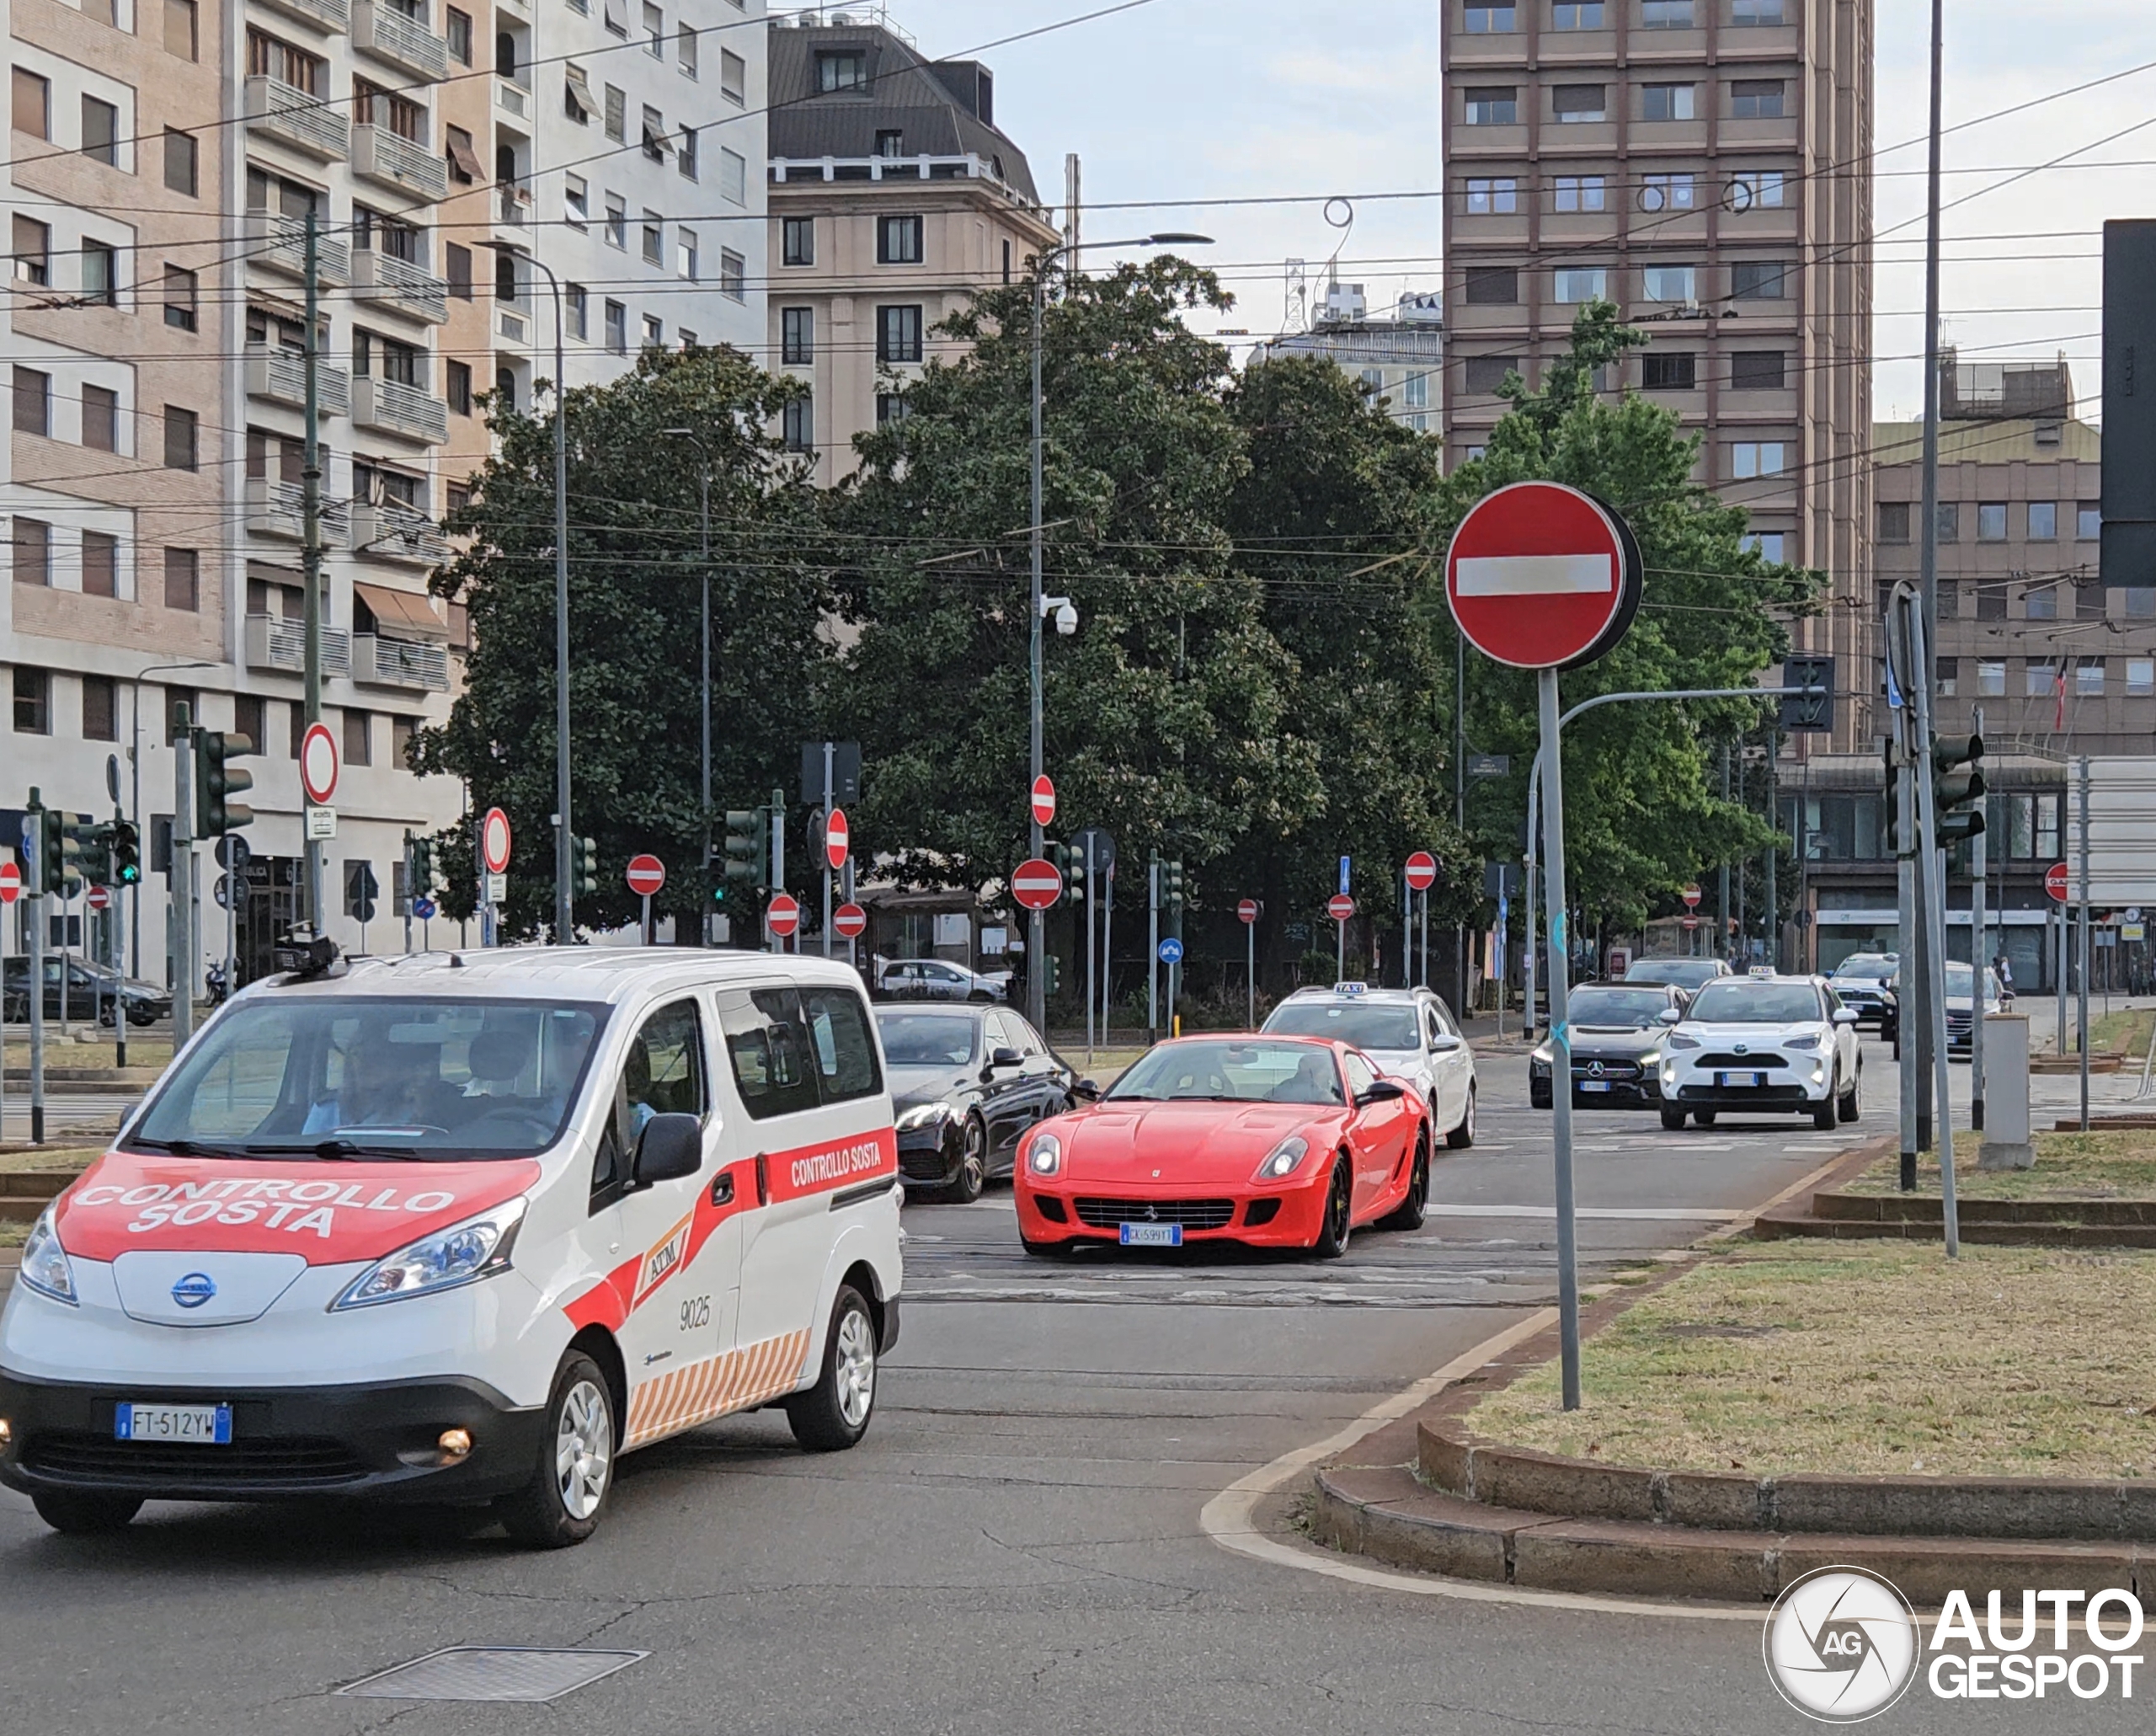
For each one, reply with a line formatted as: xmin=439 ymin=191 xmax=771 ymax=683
xmin=496 ymin=1350 xmax=616 ymax=1549
xmin=786 ymin=1285 xmax=878 ymax=1453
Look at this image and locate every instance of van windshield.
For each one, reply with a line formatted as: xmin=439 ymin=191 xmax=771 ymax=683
xmin=127 ymin=997 xmax=610 ymax=1160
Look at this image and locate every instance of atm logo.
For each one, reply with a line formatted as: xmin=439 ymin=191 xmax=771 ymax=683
xmin=632 ymin=1213 xmax=695 ymax=1307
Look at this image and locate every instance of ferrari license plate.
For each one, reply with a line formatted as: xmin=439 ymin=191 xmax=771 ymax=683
xmin=115 ymin=1402 xmax=232 ymax=1445
xmin=1118 ymin=1223 xmax=1182 ymax=1247
xmin=1716 ymin=1071 xmax=1769 ymax=1090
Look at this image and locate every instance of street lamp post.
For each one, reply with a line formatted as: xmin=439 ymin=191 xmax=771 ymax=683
xmin=661 ymin=429 xmax=714 ymax=944
xmin=485 ymin=240 xmax=573 ymax=941
xmin=1027 ymin=231 xmax=1210 ymax=1031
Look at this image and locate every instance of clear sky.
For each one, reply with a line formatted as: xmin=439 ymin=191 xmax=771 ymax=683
xmin=860 ymin=0 xmax=2153 ymax=424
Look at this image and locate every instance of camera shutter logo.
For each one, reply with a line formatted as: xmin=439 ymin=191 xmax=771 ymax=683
xmin=1764 ymin=1566 xmax=1920 ymax=1723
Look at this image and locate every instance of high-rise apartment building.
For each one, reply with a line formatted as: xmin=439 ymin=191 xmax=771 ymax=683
xmin=1252 ymin=286 xmax=1444 ymax=435
xmin=765 ymin=8 xmax=1057 ymax=485
xmin=4 ymin=0 xmax=767 ymax=987
xmin=1441 ymin=0 xmax=1875 ymax=745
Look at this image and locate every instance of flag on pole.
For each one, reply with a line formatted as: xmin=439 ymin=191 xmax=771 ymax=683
xmin=2055 ymin=667 xmax=2068 ymax=733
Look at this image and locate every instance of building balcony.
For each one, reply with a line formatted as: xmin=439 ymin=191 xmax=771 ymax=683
xmin=244 ymin=211 xmax=351 ymax=285
xmin=352 ymin=125 xmax=448 ymax=200
xmin=494 ymin=79 xmax=531 ymax=124
xmin=351 ymin=377 xmax=449 ymax=445
xmin=350 ymin=499 xmax=451 ymax=565
xmin=351 ymin=0 xmax=449 ymax=78
xmin=497 ymin=182 xmax=533 ymax=226
xmin=353 ymin=633 xmax=450 ymax=692
xmin=246 ymin=476 xmax=350 ymax=546
xmin=245 ymin=74 xmax=350 ymax=162
xmin=245 ymin=344 xmax=352 ymax=416
xmin=253 ymin=0 xmax=350 ymax=34
xmin=245 ymin=612 xmax=351 ymax=678
xmin=350 ymin=247 xmax=449 ymax=324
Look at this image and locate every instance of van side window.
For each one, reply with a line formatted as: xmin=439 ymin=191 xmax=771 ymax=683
xmin=801 ymin=985 xmax=881 ymax=1101
xmin=593 ymin=998 xmax=706 ymax=1204
xmin=717 ymin=987 xmax=819 ymax=1120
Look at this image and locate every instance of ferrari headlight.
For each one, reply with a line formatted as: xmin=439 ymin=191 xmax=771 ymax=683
xmin=19 ymin=1206 xmax=77 ymax=1306
xmin=1784 ymin=1033 xmax=1820 ymax=1050
xmin=1668 ymin=1033 xmax=1701 ymax=1051
xmin=1027 ymin=1132 xmax=1062 ymax=1177
xmin=329 ymin=1198 xmax=526 ymax=1311
xmin=896 ymin=1102 xmax=953 ymax=1132
xmin=1253 ymin=1135 xmax=1310 ymax=1182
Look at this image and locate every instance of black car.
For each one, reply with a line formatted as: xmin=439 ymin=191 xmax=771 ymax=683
xmin=876 ymin=1005 xmax=1087 ymax=1201
xmin=1530 ymin=980 xmax=1689 ymax=1110
xmin=1 ymin=956 xmax=171 ymax=1027
xmin=1827 ymin=953 xmax=1899 ymax=1031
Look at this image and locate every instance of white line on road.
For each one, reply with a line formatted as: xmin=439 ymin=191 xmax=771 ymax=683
xmin=1425 ymin=1205 xmax=1742 ymax=1222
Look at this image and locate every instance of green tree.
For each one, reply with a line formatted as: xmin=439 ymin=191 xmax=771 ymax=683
xmin=414 ymin=347 xmax=831 ymax=939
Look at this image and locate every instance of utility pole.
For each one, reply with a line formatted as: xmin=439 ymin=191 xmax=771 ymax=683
xmin=1146 ymin=855 xmax=1160 ymax=1044
xmin=821 ymin=741 xmax=835 ymax=959
xmin=2080 ymin=756 xmax=2093 ymax=1130
xmin=1719 ymin=745 xmax=1732 ymax=963
xmin=301 ymin=209 xmax=326 ymax=930
xmin=26 ymin=789 xmax=46 ymax=1146
xmin=1764 ymin=729 xmax=1779 ymax=971
xmin=770 ymin=787 xmax=786 ymax=954
xmin=1455 ymin=629 xmax=1467 ymax=1011
xmin=1970 ymin=706 xmax=1988 ymax=1132
xmin=1910 ymin=0 xmax=1947 ymax=1156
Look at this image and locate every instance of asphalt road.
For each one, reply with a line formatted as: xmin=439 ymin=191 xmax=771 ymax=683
xmin=2 ymin=1033 xmax=2147 ymax=1733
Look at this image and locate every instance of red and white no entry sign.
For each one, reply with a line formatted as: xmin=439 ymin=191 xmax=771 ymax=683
xmin=766 ymin=892 xmax=803 ymax=937
xmin=1011 ymin=857 xmax=1062 ymax=911
xmin=1404 ymin=851 xmax=1438 ymax=893
xmin=1238 ymin=898 xmax=1261 ymax=926
xmin=833 ymin=901 xmax=868 ymax=940
xmin=1682 ymin=884 xmax=1703 ymax=909
xmin=825 ymin=807 xmax=850 ymax=871
xmin=1327 ymin=894 xmax=1355 ymax=922
xmin=1445 ymin=482 xmax=1642 ymax=671
xmin=1682 ymin=915 xmax=1700 ymax=932
xmin=0 ymin=858 xmax=21 ymax=905
xmin=86 ymin=884 xmax=111 ymax=911
xmin=300 ymin=721 xmax=340 ymax=807
xmin=626 ymin=853 xmax=666 ymax=897
xmin=1030 ymin=776 xmax=1056 ymax=829
xmin=2046 ymin=862 xmax=2073 ymax=904
xmin=481 ymin=808 xmax=513 ymax=875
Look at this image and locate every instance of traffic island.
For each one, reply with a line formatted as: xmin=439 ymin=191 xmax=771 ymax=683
xmin=1310 ymin=1240 xmax=2156 ymax=1605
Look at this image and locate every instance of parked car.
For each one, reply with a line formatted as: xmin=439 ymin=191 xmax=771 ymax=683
xmin=1827 ymin=953 xmax=1899 ymax=1029
xmin=1 ymin=957 xmax=171 ymax=1027
xmin=875 ymin=1004 xmax=1085 ymax=1201
xmin=1529 ymin=980 xmax=1689 ymax=1110
xmin=1657 ymin=974 xmax=1862 ymax=1131
xmin=1262 ymin=982 xmax=1476 ymax=1149
xmin=1624 ymin=956 xmax=1734 ymax=994
xmin=874 ymin=957 xmax=1008 ymax=1002
xmin=1880 ymin=962 xmax=2003 ymax=1057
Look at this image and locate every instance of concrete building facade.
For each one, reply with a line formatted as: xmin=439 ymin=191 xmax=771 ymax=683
xmin=1251 ymin=286 xmax=1445 ymax=435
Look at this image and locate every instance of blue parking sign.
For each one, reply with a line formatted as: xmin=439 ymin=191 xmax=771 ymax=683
xmin=1158 ymin=937 xmax=1184 ymax=965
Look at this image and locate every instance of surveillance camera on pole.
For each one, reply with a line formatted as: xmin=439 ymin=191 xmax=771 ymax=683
xmin=1042 ymin=596 xmax=1078 ymax=638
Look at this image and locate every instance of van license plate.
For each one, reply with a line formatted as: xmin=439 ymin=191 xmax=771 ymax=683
xmin=115 ymin=1402 xmax=232 ymax=1445
xmin=1118 ymin=1223 xmax=1182 ymax=1247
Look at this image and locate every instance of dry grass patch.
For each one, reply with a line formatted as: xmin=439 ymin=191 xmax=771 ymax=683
xmin=0 ymin=1221 xmax=27 ymax=1249
xmin=1471 ymin=1242 xmax=2156 ymax=1480
xmin=0 ymin=1145 xmax=103 ymax=1175
xmin=1841 ymin=1128 xmax=2156 ymax=1202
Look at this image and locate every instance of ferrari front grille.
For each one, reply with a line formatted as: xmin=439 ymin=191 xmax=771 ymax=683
xmin=1073 ymin=1197 xmax=1237 ymax=1231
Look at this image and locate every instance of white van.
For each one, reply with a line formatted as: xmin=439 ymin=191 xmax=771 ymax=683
xmin=0 ymin=946 xmax=902 ymax=1546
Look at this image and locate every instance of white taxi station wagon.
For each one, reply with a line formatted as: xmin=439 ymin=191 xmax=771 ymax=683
xmin=0 ymin=947 xmax=903 ymax=1546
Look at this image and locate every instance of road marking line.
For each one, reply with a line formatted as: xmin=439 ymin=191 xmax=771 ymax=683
xmin=1426 ymin=1205 xmax=1742 ymax=1222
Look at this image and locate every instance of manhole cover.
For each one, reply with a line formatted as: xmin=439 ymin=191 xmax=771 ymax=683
xmin=336 ymin=1647 xmax=647 ymax=1702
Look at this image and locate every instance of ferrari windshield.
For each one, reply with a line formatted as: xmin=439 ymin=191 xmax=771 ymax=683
xmin=875 ymin=1011 xmax=979 ymax=1067
xmin=1685 ymin=984 xmax=1823 ymax=1025
xmin=127 ymin=997 xmax=609 ymax=1159
xmin=1263 ymin=1002 xmax=1421 ymax=1050
xmin=1106 ymin=1039 xmax=1346 ymax=1106
xmin=1568 ymin=988 xmax=1674 ymax=1026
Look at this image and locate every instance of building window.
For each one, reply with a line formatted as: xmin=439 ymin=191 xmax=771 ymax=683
xmin=2131 ymin=659 xmax=2156 ymax=697
xmin=352 ymin=329 xmax=424 ymax=385
xmin=639 ymin=104 xmax=671 ymax=164
xmin=1977 ymin=660 xmax=2006 ymax=697
xmin=642 ymin=313 xmax=663 ymax=349
xmin=720 ymin=147 xmax=746 ymax=205
xmin=13 ymin=366 xmax=51 ymax=435
xmin=678 ymin=125 xmax=699 ymax=179
xmin=720 ymin=248 xmax=745 ymax=299
xmin=677 ymin=227 xmax=698 ymax=280
xmin=1465 ymin=178 xmax=1518 ymax=214
xmin=1639 ymin=173 xmax=1694 ymax=211
xmin=1728 ymin=171 xmax=1786 ymax=211
xmin=77 ymin=238 xmax=114 ymax=307
xmin=878 ymin=305 xmax=924 ymax=364
xmin=1741 ymin=531 xmax=1786 ymax=563
xmin=567 ymin=284 xmax=588 ymax=339
xmin=446 ymin=359 xmax=472 ymax=414
xmin=878 ymin=215 xmax=925 ymax=264
xmin=1464 ymin=266 xmax=1518 ymax=304
xmin=82 ymin=383 xmax=118 ymax=451
xmin=678 ymin=331 xmax=696 ymax=351
xmin=1935 ymin=658 xmax=1958 ymax=698
xmin=163 ymin=264 xmax=199 ymax=331
xmin=493 ymin=366 xmax=516 ymax=412
xmin=1974 ymin=501 xmax=2007 ymax=542
xmin=782 ymin=307 xmax=814 ymax=365
xmin=1977 ymin=580 xmax=2007 ymax=620
xmin=1730 ymin=260 xmax=1790 ymax=300
xmin=783 ymin=393 xmax=813 ymax=453
xmin=1732 ymin=350 xmax=1785 ymax=390
xmin=1641 ymin=351 xmax=1695 ymax=391
xmin=605 ymin=195 xmax=627 ymax=249
xmin=1464 ymin=355 xmax=1519 ymax=394
xmin=1554 ymin=267 xmax=1608 ymax=302
xmin=1731 ymin=0 xmax=1785 ymax=21
xmin=13 ymin=517 xmax=51 ymax=586
xmin=2026 ymin=661 xmax=2058 ymax=699
xmin=783 ymin=216 xmax=814 ymax=266
xmin=817 ymin=51 xmax=867 ymax=91
xmin=344 ymin=708 xmax=372 ymax=767
xmin=2127 ymin=587 xmax=2156 ymax=620
xmin=2025 ymin=582 xmax=2057 ymax=622
xmin=13 ymin=667 xmax=51 ymax=734
xmin=446 ymin=6 xmax=472 ymax=61
xmin=643 ymin=2 xmax=664 ymax=56
xmin=876 ymin=392 xmax=910 ymax=427
xmin=82 ymin=95 xmax=120 ymax=166
xmin=163 ymin=128 xmax=198 ymax=195
xmin=604 ymin=299 xmax=627 ymax=354
xmin=2078 ymin=576 xmax=2106 ymax=621
xmin=1641 ymin=0 xmax=1693 ymax=24
xmin=1551 ymin=2 xmax=1604 ymax=24
xmin=1732 ymin=78 xmax=1786 ymax=119
xmin=641 ymin=211 xmax=664 ymax=265
xmin=1553 ymin=84 xmax=1606 ymax=123
xmin=876 ymin=128 xmax=905 ymax=158
xmin=353 ymin=79 xmax=427 ymax=143
xmin=445 ymin=124 xmax=479 ymax=182
xmin=164 ymin=546 xmax=199 ymax=610
xmin=1729 ymin=441 xmax=1785 ymax=478
xmin=81 ymin=531 xmax=117 ymax=596
xmin=673 ymin=22 xmax=697 ymax=76
xmin=1642 ymin=83 xmax=1695 ymax=121
xmin=1554 ymin=175 xmax=1605 ymax=212
xmin=1465 ymin=87 xmax=1518 ymax=126
xmin=1463 ymin=4 xmax=1516 ymax=29
xmin=1877 ymin=501 xmax=1910 ymax=543
xmin=444 ymin=241 xmax=472 ymax=300
xmin=1641 ymin=264 xmax=1694 ymax=302
xmin=2079 ymin=501 xmax=2102 ymax=540
xmin=564 ymin=177 xmax=589 ymax=227
xmin=1936 ymin=502 xmax=1961 ymax=543
xmin=604 ymin=84 xmax=626 ymax=142
xmin=83 ymin=674 xmax=119 ymax=741
xmin=2028 ymin=500 xmax=2058 ymax=540
xmin=164 ymin=0 xmax=198 ymax=58
xmin=12 ymin=214 xmax=49 ymax=286
xmin=235 ymin=694 xmax=266 ymax=755
xmin=13 ymin=67 xmax=51 ymax=139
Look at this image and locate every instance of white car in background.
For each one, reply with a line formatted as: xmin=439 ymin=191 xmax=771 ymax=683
xmin=1262 ymin=984 xmax=1478 ymax=1149
xmin=1657 ymin=974 xmax=1861 ymax=1133
xmin=874 ymin=958 xmax=1007 ymax=1002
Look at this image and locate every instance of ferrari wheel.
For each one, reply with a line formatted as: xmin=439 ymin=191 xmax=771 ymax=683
xmin=1446 ymin=1085 xmax=1476 ymax=1150
xmin=1310 ymin=1157 xmax=1353 ymax=1260
xmin=946 ymin=1117 xmax=987 ymax=1203
xmin=1379 ymin=1130 xmax=1430 ymax=1231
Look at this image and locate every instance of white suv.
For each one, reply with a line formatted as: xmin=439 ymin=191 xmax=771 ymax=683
xmin=1657 ymin=974 xmax=1861 ymax=1132
xmin=1262 ymin=984 xmax=1477 ymax=1149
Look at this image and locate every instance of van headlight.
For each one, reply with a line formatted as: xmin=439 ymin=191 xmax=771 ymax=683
xmin=1027 ymin=1132 xmax=1062 ymax=1177
xmin=19 ymin=1207 xmax=77 ymax=1306
xmin=1253 ymin=1135 xmax=1310 ymax=1182
xmin=329 ymin=1199 xmax=526 ymax=1311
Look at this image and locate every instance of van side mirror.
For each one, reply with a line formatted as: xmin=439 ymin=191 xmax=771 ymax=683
xmin=633 ymin=1113 xmax=703 ymax=1186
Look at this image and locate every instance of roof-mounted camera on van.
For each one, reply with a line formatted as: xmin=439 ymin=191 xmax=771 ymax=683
xmin=271 ymin=926 xmax=341 ymax=981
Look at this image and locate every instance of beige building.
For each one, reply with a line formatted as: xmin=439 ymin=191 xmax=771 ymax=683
xmin=1440 ymin=0 xmax=1876 ymax=747
xmin=765 ymin=11 xmax=1058 ymax=486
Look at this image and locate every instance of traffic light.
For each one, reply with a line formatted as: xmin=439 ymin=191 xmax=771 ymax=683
xmin=407 ymin=831 xmax=435 ymax=895
xmin=571 ymin=835 xmax=600 ymax=897
xmin=36 ymin=809 xmax=81 ymax=895
xmin=70 ymin=815 xmax=112 ymax=887
xmin=1932 ymin=732 xmax=1987 ymax=844
xmin=1162 ymin=859 xmax=1186 ymax=905
xmin=110 ymin=819 xmax=141 ymax=886
xmin=194 ymin=730 xmax=255 ymax=836
xmin=1780 ymin=654 xmax=1836 ymax=734
xmin=1041 ymin=953 xmax=1060 ymax=997
xmin=723 ymin=807 xmax=770 ymax=892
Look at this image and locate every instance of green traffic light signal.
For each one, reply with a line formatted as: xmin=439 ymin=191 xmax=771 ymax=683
xmin=195 ymin=730 xmax=256 ymax=836
xmin=111 ymin=820 xmax=141 ymax=885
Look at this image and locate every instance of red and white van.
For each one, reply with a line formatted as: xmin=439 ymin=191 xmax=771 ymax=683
xmin=0 ymin=947 xmax=902 ymax=1546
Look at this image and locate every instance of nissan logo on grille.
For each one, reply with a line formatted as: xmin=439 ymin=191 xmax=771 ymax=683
xmin=170 ymin=1272 xmax=217 ymax=1309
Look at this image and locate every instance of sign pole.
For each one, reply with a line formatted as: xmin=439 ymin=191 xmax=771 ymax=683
xmin=1085 ymin=837 xmax=1097 ymax=1066
xmin=1971 ymin=706 xmax=1988 ymax=1132
xmin=1539 ymin=670 xmax=1582 ymax=1412
xmin=2080 ymin=756 xmax=2093 ymax=1131
xmin=1247 ymin=910 xmax=1257 ymax=1029
xmin=1101 ymin=863 xmax=1113 ymax=1051
xmin=822 ymin=742 xmax=835 ymax=959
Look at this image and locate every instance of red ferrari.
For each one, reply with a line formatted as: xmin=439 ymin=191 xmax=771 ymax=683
xmin=1013 ymin=1035 xmax=1433 ymax=1258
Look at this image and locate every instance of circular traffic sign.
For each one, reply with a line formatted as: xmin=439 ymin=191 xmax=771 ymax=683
xmin=86 ymin=884 xmax=110 ymax=911
xmin=0 ymin=858 xmax=20 ymax=905
xmin=1238 ymin=898 xmax=1261 ymax=926
xmin=413 ymin=895 xmax=438 ymax=921
xmin=626 ymin=853 xmax=666 ymax=898
xmin=1682 ymin=915 xmax=1700 ymax=932
xmin=833 ymin=901 xmax=867 ymax=940
xmin=2046 ymin=863 xmax=2073 ymax=904
xmin=825 ymin=807 xmax=850 ymax=871
xmin=766 ymin=892 xmax=802 ymax=937
xmin=1011 ymin=857 xmax=1062 ymax=911
xmin=1404 ymin=851 xmax=1438 ymax=893
xmin=1158 ymin=937 xmax=1184 ymax=965
xmin=1682 ymin=884 xmax=1703 ymax=909
xmin=214 ymin=873 xmax=248 ymax=911
xmin=1030 ymin=776 xmax=1056 ymax=829
xmin=1445 ymin=481 xmax=1643 ymax=671
xmin=300 ymin=721 xmax=340 ymax=807
xmin=481 ymin=808 xmax=513 ymax=875
xmin=1327 ymin=894 xmax=1355 ymax=922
